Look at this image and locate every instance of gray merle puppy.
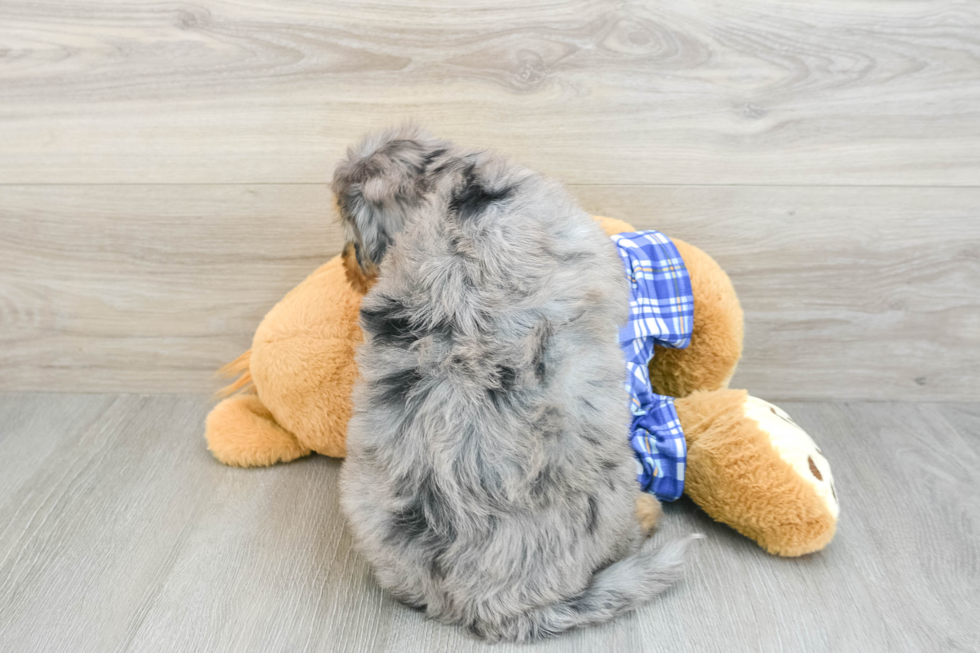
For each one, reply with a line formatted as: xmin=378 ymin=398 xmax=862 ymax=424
xmin=337 ymin=125 xmax=692 ymax=642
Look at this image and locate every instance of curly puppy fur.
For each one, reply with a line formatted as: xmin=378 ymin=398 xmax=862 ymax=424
xmin=336 ymin=126 xmax=691 ymax=642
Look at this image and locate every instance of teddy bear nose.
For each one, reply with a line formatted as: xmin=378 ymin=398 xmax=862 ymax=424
xmin=808 ymin=456 xmax=823 ymax=481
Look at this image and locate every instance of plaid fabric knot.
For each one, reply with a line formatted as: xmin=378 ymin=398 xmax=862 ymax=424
xmin=611 ymin=231 xmax=694 ymax=502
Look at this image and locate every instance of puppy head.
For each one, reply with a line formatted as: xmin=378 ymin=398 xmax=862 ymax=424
xmin=332 ymin=125 xmax=450 ymax=279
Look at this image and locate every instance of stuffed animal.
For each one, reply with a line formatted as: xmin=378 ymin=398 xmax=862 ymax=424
xmin=205 ymin=216 xmax=838 ymax=557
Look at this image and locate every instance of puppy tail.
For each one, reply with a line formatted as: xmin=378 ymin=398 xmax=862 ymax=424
xmin=494 ymin=534 xmax=701 ymax=642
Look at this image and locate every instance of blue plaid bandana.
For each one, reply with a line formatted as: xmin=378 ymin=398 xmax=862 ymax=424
xmin=611 ymin=231 xmax=694 ymax=502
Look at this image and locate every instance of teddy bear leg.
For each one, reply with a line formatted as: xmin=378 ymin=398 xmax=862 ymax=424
xmin=674 ymin=388 xmax=838 ymax=556
xmin=649 ymin=238 xmax=744 ymax=398
xmin=635 ymin=493 xmax=663 ymax=536
xmin=205 ymin=394 xmax=311 ymax=467
xmin=250 ymin=336 xmax=356 ymax=459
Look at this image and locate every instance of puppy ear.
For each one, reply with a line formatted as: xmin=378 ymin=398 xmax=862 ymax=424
xmin=332 ymin=125 xmax=449 ymax=275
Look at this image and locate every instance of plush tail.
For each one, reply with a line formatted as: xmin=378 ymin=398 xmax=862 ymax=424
xmin=214 ymin=349 xmax=254 ymax=398
xmin=492 ymin=534 xmax=701 ymax=642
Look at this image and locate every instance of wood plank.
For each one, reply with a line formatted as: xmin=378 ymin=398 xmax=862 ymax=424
xmin=769 ymin=402 xmax=980 ymax=652
xmin=941 ymin=403 xmax=980 ymax=459
xmin=0 ymin=395 xmax=977 ymax=652
xmin=1 ymin=0 xmax=978 ymax=185
xmin=2 ymin=184 xmax=977 ymax=400
xmin=575 ymin=185 xmax=980 ymax=401
xmin=0 ymin=184 xmax=341 ymax=393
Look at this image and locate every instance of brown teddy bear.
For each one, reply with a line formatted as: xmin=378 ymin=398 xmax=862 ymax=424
xmin=205 ymin=216 xmax=838 ymax=557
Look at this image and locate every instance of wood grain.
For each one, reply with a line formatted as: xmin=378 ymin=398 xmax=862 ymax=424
xmin=0 ymin=394 xmax=977 ymax=652
xmin=0 ymin=0 xmax=978 ymax=185
xmin=576 ymin=185 xmax=980 ymax=402
xmin=1 ymin=2 xmax=977 ymax=649
xmin=0 ymin=184 xmax=341 ymax=393
xmin=2 ymin=184 xmax=977 ymax=400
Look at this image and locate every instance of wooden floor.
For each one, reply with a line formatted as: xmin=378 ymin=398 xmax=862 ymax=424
xmin=0 ymin=393 xmax=977 ymax=652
